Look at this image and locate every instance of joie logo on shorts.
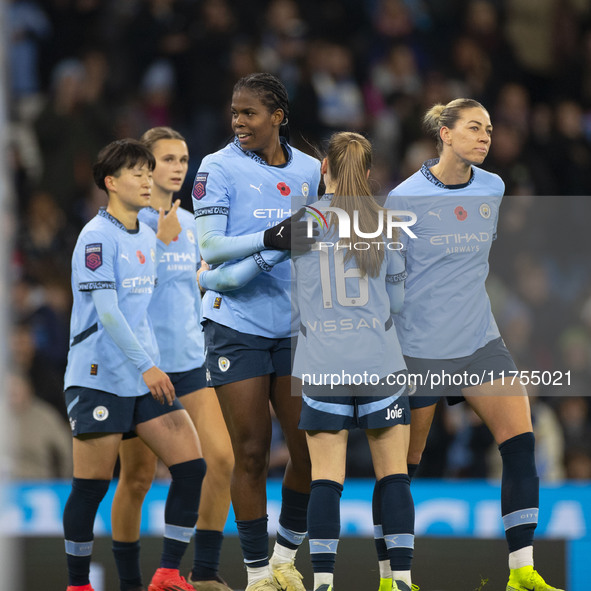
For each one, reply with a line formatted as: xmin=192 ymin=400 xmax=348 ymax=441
xmin=218 ymin=357 xmax=231 ymax=372
xmin=385 ymin=404 xmax=403 ymax=420
xmin=93 ymin=406 xmax=109 ymax=421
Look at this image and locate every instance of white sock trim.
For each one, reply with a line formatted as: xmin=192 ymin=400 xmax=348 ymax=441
xmin=271 ymin=541 xmax=298 ymax=564
xmin=379 ymin=559 xmax=391 ymax=578
xmin=392 ymin=570 xmax=412 ymax=586
xmin=509 ymin=545 xmax=534 ymax=570
xmin=314 ymin=572 xmax=334 ymax=588
xmin=246 ymin=564 xmax=271 ymax=585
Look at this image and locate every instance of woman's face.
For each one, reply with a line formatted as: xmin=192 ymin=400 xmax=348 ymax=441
xmin=151 ymin=139 xmax=189 ymax=195
xmin=231 ymin=88 xmax=283 ymax=154
xmin=442 ymin=106 xmax=492 ymax=165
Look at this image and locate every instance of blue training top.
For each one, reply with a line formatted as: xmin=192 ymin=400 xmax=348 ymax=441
xmin=138 ymin=206 xmax=205 ymax=372
xmin=192 ymin=137 xmax=321 ymax=338
xmin=64 ymin=208 xmax=159 ymax=397
xmin=389 ymin=159 xmax=504 ymax=359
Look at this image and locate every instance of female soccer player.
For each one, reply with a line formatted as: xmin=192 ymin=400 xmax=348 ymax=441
xmin=192 ymin=73 xmax=321 ymax=591
xmin=380 ymin=98 xmax=562 ymax=591
xmin=63 ymin=139 xmax=205 ymax=591
xmin=110 ymin=127 xmax=234 ymax=591
xmin=292 ymin=132 xmax=416 ymax=591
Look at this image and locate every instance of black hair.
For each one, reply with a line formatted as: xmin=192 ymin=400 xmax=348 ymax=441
xmin=93 ymin=139 xmax=156 ymax=193
xmin=233 ymin=72 xmax=290 ymax=140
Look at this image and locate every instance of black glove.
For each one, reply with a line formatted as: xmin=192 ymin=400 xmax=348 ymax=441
xmin=263 ymin=208 xmax=319 ymax=251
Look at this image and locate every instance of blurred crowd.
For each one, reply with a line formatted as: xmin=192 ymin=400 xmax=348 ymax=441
xmin=7 ymin=0 xmax=591 ymax=481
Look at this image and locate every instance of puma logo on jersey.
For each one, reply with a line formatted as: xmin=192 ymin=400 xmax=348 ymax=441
xmin=120 ymin=253 xmax=130 ymax=262
xmin=276 ymin=226 xmax=285 ymax=238
xmin=428 ymin=209 xmax=442 ymax=220
xmin=250 ymin=183 xmax=262 ymax=194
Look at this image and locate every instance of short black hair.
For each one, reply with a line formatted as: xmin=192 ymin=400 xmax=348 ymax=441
xmin=93 ymin=139 xmax=156 ymax=193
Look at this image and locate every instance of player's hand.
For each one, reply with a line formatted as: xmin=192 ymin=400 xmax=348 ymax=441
xmin=142 ymin=366 xmax=175 ymax=406
xmin=196 ymin=258 xmax=210 ymax=293
xmin=263 ymin=208 xmax=318 ymax=251
xmin=156 ymin=199 xmax=182 ymax=245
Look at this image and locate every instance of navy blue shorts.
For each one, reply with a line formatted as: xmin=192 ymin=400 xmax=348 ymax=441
xmin=169 ymin=365 xmax=208 ymax=397
xmin=203 ymin=320 xmax=291 ymax=387
xmin=407 ymin=337 xmax=518 ymax=409
xmin=299 ymin=371 xmax=411 ymax=431
xmin=121 ymin=366 xmax=207 ymax=440
xmin=65 ymin=386 xmax=183 ymax=437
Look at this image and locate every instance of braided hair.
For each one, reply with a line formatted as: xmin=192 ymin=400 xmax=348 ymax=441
xmin=233 ymin=73 xmax=290 ymax=140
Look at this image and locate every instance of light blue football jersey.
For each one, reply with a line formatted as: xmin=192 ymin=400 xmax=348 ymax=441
xmin=192 ymin=137 xmax=321 ymax=338
xmin=389 ymin=159 xmax=504 ymax=359
xmin=64 ymin=208 xmax=160 ymax=396
xmin=292 ymin=196 xmax=407 ymax=380
xmin=138 ymin=206 xmax=205 ymax=372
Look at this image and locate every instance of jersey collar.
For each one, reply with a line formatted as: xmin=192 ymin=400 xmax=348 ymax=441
xmin=98 ymin=207 xmax=139 ymax=233
xmin=232 ymin=136 xmax=293 ymax=167
xmin=420 ymin=158 xmax=475 ymax=189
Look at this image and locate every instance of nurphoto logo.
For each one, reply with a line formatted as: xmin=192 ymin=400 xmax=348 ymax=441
xmin=305 ymin=205 xmax=418 ymax=250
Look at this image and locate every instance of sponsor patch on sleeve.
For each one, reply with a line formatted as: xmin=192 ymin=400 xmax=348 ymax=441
xmin=192 ymin=172 xmax=209 ymax=200
xmin=85 ymin=243 xmax=103 ymax=271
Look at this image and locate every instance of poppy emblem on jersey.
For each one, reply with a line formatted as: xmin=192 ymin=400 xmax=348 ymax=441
xmin=479 ymin=203 xmax=491 ymax=219
xmin=277 ymin=182 xmax=291 ymax=196
xmin=454 ymin=206 xmax=468 ymax=221
xmin=93 ymin=406 xmax=109 ymax=421
xmin=85 ymin=243 xmax=103 ymax=271
xmin=136 ymin=250 xmax=146 ymax=264
xmin=301 ymin=182 xmax=310 ymax=197
xmin=218 ymin=356 xmax=231 ymax=372
xmin=193 ymin=172 xmax=209 ymax=200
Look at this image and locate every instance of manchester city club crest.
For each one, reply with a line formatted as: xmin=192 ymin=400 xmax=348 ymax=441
xmin=93 ymin=406 xmax=109 ymax=421
xmin=479 ymin=203 xmax=491 ymax=219
xmin=301 ymin=182 xmax=310 ymax=197
xmin=218 ymin=356 xmax=231 ymax=372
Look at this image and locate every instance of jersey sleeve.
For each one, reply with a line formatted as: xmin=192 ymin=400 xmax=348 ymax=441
xmin=191 ymin=157 xmax=231 ymax=216
xmin=384 ymin=194 xmax=412 ymax=252
xmin=192 ymin=155 xmax=266 ymax=263
xmin=75 ymin=231 xmax=117 ymax=291
xmin=199 ymin=249 xmax=288 ymax=292
xmin=385 ymin=248 xmax=406 ymax=314
xmin=91 ymin=289 xmax=155 ymax=373
xmin=195 ymin=214 xmax=266 ymax=264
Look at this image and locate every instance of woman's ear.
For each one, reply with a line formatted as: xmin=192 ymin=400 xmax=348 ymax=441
xmin=321 ymin=157 xmax=328 ymax=175
xmin=272 ymin=109 xmax=284 ymax=127
xmin=104 ymin=175 xmax=116 ymax=192
xmin=440 ymin=126 xmax=452 ymax=146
